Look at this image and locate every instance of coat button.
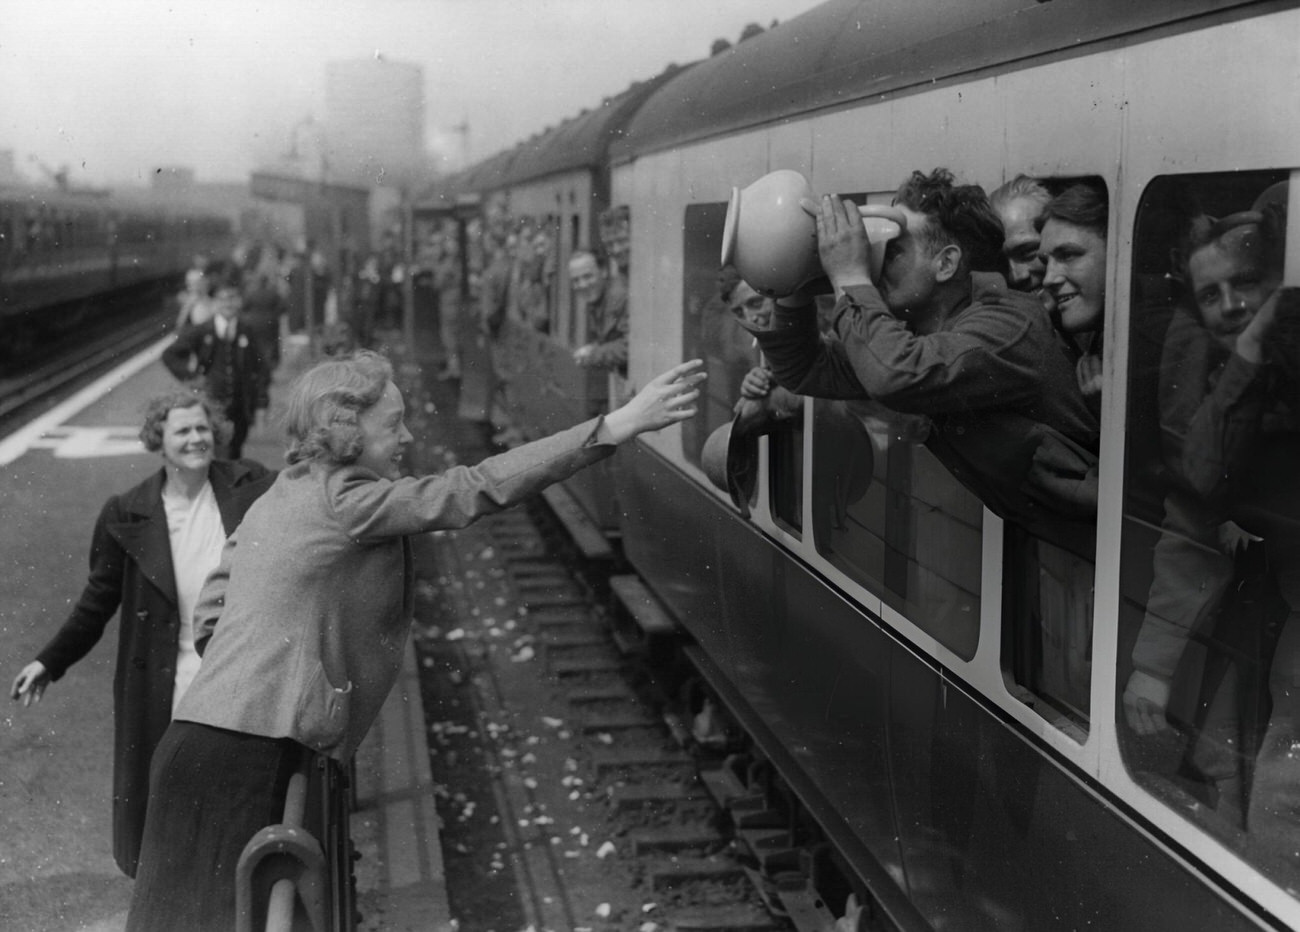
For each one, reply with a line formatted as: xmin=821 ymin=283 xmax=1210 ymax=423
xmin=132 ymin=658 xmax=146 ymax=669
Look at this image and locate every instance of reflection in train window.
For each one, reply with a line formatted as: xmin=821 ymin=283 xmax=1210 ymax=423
xmin=812 ymin=398 xmax=982 ymax=660
xmin=681 ymin=202 xmax=755 ymax=467
xmin=1118 ymin=169 xmax=1298 ymax=888
xmin=769 ymin=416 xmax=803 ymax=533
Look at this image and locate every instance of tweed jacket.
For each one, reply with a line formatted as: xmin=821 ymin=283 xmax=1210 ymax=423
xmin=34 ymin=458 xmax=273 ymax=876
xmin=178 ymin=417 xmax=615 ymax=761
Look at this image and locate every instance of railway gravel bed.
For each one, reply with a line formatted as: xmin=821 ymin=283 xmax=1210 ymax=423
xmin=410 ymin=503 xmax=792 ymax=932
xmin=388 ymin=347 xmax=879 ymax=932
xmin=392 ymin=381 xmax=792 ymax=930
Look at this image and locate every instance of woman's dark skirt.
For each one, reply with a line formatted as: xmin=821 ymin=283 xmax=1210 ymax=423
xmin=126 ymin=721 xmax=303 ymax=932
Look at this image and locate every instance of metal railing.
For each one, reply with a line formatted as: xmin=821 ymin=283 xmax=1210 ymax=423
xmin=235 ymin=752 xmax=356 ymax=932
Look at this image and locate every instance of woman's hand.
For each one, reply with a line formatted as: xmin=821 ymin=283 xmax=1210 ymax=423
xmin=600 ymin=360 xmax=706 ymax=444
xmin=10 ymin=661 xmax=51 ymax=707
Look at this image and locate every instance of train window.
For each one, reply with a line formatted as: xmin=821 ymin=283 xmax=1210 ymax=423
xmin=681 ymin=202 xmax=753 ymax=467
xmin=1118 ymin=169 xmax=1298 ymax=885
xmin=812 ymin=398 xmax=982 ymax=659
xmin=769 ymin=415 xmax=803 ymax=533
xmin=996 ymin=176 xmax=1108 ymax=738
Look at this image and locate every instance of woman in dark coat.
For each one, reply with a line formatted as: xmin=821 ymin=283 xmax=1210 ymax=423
xmin=9 ymin=391 xmax=273 ymax=877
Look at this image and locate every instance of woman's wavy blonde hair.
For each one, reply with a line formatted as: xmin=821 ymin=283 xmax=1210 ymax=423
xmin=282 ymin=350 xmax=393 ymax=465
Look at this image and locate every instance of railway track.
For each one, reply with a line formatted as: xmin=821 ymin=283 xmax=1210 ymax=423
xmin=410 ymin=484 xmax=875 ymax=932
xmin=0 ymin=303 xmax=173 ymax=427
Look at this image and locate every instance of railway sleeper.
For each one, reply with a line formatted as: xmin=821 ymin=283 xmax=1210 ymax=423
xmin=528 ymin=606 xmax=596 ymax=631
xmin=548 ymin=653 xmax=624 ymax=678
xmin=522 ymin=501 xmax=848 ymax=931
xmin=629 ymin=824 xmax=727 ymax=856
xmin=497 ymin=555 xmax=567 ymax=578
xmin=539 ymin=629 xmax=609 ymax=651
xmin=607 ymin=781 xmax=709 ymax=812
xmin=589 ymin=746 xmax=694 ymax=777
xmin=656 ymin=903 xmax=786 ymax=932
xmin=519 ymin=588 xmax=590 ymax=610
xmin=513 ymin=576 xmax=583 ymax=599
xmin=565 ymin=683 xmax=637 ymax=705
xmin=648 ymin=856 xmax=747 ymax=891
xmin=580 ymin=709 xmax=660 ymax=732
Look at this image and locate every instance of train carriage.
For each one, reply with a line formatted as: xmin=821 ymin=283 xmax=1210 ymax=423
xmin=0 ymin=185 xmax=233 ymax=358
xmin=419 ymin=67 xmax=680 ymax=542
xmin=603 ymin=1 xmax=1300 ymax=929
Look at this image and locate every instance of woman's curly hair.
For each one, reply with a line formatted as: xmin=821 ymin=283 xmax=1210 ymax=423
xmin=139 ymin=391 xmax=232 ymax=452
xmin=283 ymin=350 xmax=394 ymax=465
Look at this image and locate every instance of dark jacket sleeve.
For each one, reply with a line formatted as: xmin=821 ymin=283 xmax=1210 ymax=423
xmin=34 ymin=497 xmax=126 ymax=680
xmin=832 ymin=284 xmax=1043 ymax=414
xmin=753 ymin=302 xmax=873 ymax=401
xmin=162 ymin=326 xmax=208 ymax=382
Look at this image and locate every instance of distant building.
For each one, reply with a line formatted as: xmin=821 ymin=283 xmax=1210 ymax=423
xmin=151 ymin=165 xmax=196 ymax=191
xmin=325 ymin=57 xmax=425 ymax=187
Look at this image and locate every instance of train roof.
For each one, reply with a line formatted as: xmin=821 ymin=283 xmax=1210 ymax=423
xmin=0 ymin=183 xmax=230 ymax=220
xmin=611 ymin=0 xmax=1285 ymax=162
xmin=419 ymin=66 xmax=684 ymax=209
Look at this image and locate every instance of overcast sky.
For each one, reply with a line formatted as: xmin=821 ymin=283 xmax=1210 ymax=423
xmin=0 ymin=0 xmax=823 ymax=189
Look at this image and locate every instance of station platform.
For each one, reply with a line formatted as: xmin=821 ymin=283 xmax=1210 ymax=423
xmin=0 ymin=335 xmax=452 ymax=932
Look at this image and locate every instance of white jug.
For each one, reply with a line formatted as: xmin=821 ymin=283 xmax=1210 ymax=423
xmin=721 ymin=169 xmax=906 ymax=297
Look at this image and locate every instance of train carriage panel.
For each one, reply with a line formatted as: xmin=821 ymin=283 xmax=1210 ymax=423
xmin=621 ymin=136 xmax=767 ymax=463
xmin=886 ymin=638 xmax=1265 ymax=930
xmin=764 ymin=120 xmax=814 ymax=184
xmin=613 ymin=442 xmax=733 ymax=668
xmin=607 ymin=2 xmax=1300 ymax=928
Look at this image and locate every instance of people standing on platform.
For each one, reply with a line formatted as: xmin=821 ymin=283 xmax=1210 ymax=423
xmin=479 ymin=231 xmax=512 ymax=342
xmin=288 ymin=243 xmax=332 ymax=337
xmin=174 ymin=254 xmax=212 ymax=332
xmin=434 ymin=236 xmax=463 ymax=379
xmin=241 ymin=271 xmax=288 ymax=371
xmin=163 ymin=266 xmax=270 ymax=461
xmin=569 ymin=250 xmax=628 ymax=374
xmin=352 ymin=254 xmax=383 ymax=350
xmin=9 ymin=392 xmax=273 ymax=878
xmin=479 ymin=230 xmax=517 ymax=443
xmin=124 ymin=350 xmax=705 ymax=931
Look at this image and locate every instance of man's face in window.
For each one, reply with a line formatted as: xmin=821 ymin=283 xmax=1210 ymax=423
xmin=569 ymin=254 xmax=605 ymax=305
xmin=1188 ymin=225 xmax=1280 ymax=352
